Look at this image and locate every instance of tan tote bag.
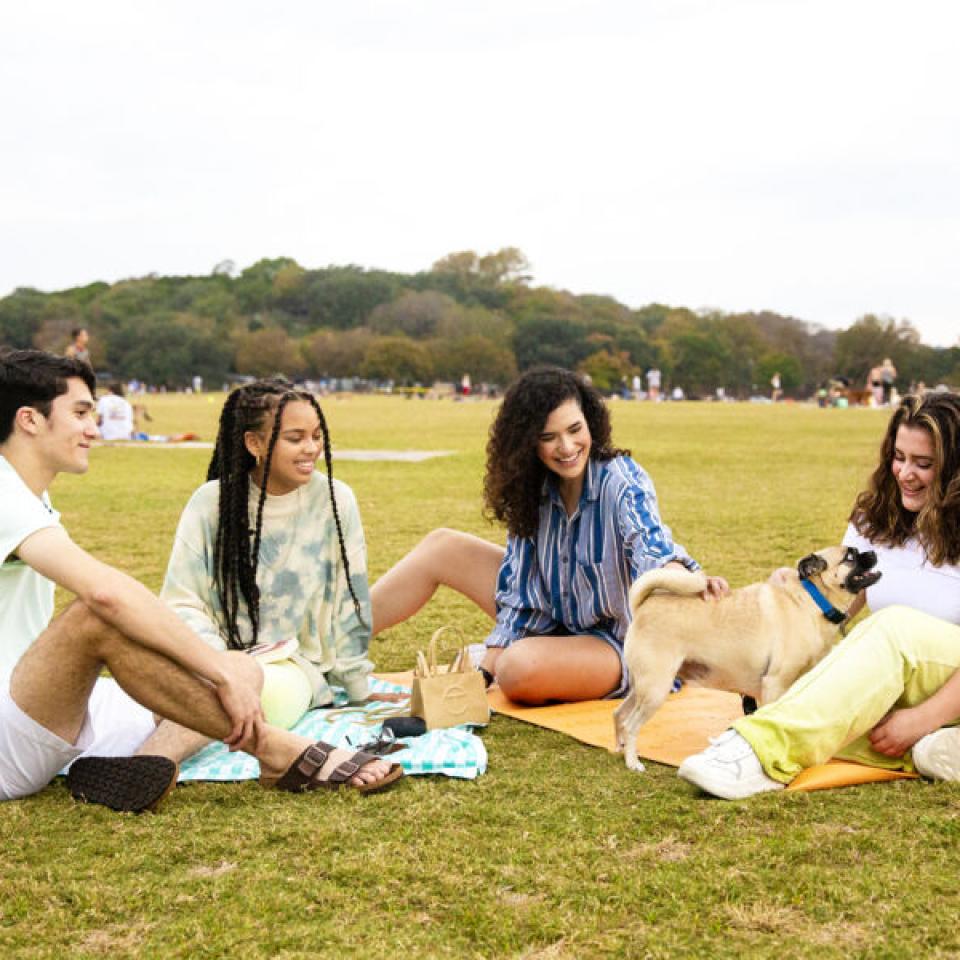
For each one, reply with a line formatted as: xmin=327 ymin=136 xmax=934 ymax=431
xmin=409 ymin=628 xmax=490 ymax=730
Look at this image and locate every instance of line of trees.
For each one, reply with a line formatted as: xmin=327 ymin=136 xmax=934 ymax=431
xmin=1 ymin=248 xmax=957 ymax=395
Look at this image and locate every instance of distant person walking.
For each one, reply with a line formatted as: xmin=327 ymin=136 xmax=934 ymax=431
xmin=867 ymin=364 xmax=884 ymax=407
xmin=880 ymin=357 xmax=897 ymax=406
xmin=65 ymin=328 xmax=91 ymax=367
xmin=96 ymin=383 xmax=134 ymax=442
xmin=646 ymin=367 xmax=661 ymax=402
xmin=770 ymin=371 xmax=782 ymax=403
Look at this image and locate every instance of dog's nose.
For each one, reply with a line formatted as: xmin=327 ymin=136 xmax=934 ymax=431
xmin=860 ymin=550 xmax=877 ymax=568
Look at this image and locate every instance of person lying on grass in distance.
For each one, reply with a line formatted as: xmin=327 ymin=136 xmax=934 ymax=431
xmin=120 ymin=378 xmax=405 ymax=779
xmin=679 ymin=391 xmax=960 ymax=798
xmin=371 ymin=366 xmax=728 ymax=705
xmin=0 ymin=351 xmax=401 ymax=813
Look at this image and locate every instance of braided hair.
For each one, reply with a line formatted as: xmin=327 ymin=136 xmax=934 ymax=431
xmin=207 ymin=377 xmax=366 ymax=650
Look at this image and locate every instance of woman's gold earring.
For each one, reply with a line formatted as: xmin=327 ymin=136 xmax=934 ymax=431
xmin=256 ymin=454 xmax=263 ymax=467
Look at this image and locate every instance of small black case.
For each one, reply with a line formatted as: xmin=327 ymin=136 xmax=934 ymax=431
xmin=381 ymin=716 xmax=427 ymax=739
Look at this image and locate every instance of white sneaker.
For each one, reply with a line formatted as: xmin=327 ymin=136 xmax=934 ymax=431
xmin=678 ymin=729 xmax=785 ymax=799
xmin=912 ymin=728 xmax=960 ymax=781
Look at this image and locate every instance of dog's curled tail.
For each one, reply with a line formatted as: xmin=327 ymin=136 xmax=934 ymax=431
xmin=628 ymin=566 xmax=709 ymax=616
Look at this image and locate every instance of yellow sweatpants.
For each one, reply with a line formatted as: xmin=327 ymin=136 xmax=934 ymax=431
xmin=734 ymin=605 xmax=960 ymax=783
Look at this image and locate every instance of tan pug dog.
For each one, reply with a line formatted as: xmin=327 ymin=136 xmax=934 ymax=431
xmin=613 ymin=546 xmax=880 ymax=772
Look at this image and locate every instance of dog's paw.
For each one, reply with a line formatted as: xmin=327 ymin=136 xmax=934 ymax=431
xmin=625 ymin=758 xmax=646 ymax=773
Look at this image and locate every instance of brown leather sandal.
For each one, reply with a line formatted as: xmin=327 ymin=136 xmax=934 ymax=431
xmin=262 ymin=742 xmax=403 ymax=795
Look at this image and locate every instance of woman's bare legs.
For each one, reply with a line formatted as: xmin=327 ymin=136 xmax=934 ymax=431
xmin=371 ymin=529 xmax=621 ymax=704
xmin=487 ymin=635 xmax=622 ymax=705
xmin=371 ymin=528 xmax=504 ymax=634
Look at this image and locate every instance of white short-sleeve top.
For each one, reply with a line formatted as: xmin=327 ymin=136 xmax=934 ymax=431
xmin=843 ymin=522 xmax=960 ymax=625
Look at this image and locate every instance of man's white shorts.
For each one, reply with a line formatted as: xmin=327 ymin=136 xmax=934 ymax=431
xmin=0 ymin=677 xmax=157 ymax=801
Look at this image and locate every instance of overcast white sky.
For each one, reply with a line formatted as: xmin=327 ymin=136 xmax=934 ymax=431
xmin=2 ymin=0 xmax=958 ymax=345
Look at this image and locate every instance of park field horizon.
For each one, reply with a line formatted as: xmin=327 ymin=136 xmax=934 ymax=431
xmin=5 ymin=394 xmax=960 ymax=959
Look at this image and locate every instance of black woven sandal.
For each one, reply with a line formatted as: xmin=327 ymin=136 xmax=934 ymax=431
xmin=66 ymin=755 xmax=179 ymax=813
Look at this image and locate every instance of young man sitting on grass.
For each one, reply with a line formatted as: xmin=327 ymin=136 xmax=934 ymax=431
xmin=0 ymin=350 xmax=401 ymax=812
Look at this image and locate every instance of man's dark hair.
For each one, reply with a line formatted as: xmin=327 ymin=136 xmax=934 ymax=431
xmin=0 ymin=348 xmax=97 ymax=443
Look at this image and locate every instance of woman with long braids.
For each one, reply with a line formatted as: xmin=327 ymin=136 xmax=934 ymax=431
xmin=372 ymin=366 xmax=728 ymax=705
xmin=135 ymin=378 xmax=402 ymax=791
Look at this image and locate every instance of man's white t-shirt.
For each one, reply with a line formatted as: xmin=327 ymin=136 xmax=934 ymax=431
xmin=0 ymin=456 xmax=61 ymax=684
xmin=96 ymin=394 xmax=133 ymax=441
xmin=843 ymin=522 xmax=960 ymax=625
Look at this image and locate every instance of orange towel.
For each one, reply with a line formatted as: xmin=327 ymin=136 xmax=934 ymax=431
xmin=487 ymin=685 xmax=741 ymax=766
xmin=376 ymin=672 xmax=916 ymax=792
xmin=485 ymin=684 xmax=917 ymax=792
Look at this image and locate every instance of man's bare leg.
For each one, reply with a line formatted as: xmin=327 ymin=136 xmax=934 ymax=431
xmin=136 ymin=721 xmax=215 ymax=764
xmin=371 ymin=528 xmax=504 ymax=634
xmin=11 ymin=601 xmax=394 ymax=789
xmin=136 ymin=660 xmax=270 ymax=766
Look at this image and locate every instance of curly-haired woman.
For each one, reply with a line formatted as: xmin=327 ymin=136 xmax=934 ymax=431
xmin=680 ymin=391 xmax=960 ymax=798
xmin=373 ymin=366 xmax=727 ymax=705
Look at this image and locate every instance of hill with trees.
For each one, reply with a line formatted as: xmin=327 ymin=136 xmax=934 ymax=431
xmin=1 ymin=248 xmax=957 ymax=396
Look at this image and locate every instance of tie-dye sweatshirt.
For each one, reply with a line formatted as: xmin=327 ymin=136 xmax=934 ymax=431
xmin=160 ymin=472 xmax=373 ymax=704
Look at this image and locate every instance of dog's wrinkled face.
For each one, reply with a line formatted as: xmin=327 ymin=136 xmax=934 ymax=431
xmin=797 ymin=545 xmax=881 ymax=594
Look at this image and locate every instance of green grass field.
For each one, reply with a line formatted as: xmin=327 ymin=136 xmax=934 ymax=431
xmin=4 ymin=396 xmax=959 ymax=959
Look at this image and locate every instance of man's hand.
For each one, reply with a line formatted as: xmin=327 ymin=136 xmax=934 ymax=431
xmin=214 ymin=656 xmax=265 ymax=753
xmin=869 ymin=706 xmax=938 ymax=757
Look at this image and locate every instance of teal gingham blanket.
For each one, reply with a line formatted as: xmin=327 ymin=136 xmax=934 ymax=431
xmin=178 ymin=677 xmax=487 ymax=782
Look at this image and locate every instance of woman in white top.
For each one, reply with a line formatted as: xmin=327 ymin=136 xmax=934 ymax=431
xmin=679 ymin=391 xmax=960 ymax=798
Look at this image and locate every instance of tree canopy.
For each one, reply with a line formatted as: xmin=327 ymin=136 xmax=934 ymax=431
xmin=1 ymin=248 xmax=955 ymax=394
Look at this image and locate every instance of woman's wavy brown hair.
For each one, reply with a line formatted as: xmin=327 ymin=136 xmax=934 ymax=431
xmin=850 ymin=391 xmax=960 ymax=565
xmin=483 ymin=367 xmax=630 ymax=538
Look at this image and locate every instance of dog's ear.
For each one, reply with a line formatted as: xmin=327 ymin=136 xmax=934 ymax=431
xmin=797 ymin=553 xmax=828 ymax=580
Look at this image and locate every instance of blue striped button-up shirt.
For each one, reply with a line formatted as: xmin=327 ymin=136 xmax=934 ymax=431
xmin=486 ymin=456 xmax=698 ymax=651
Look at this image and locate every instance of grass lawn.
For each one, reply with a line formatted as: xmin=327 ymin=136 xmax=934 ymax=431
xmin=4 ymin=395 xmax=960 ymax=959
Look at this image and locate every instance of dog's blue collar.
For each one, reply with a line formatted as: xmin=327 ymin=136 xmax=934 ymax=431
xmin=800 ymin=578 xmax=847 ymax=625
